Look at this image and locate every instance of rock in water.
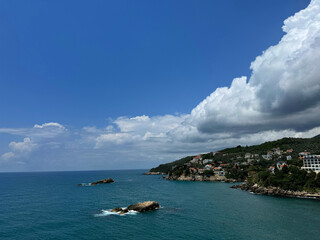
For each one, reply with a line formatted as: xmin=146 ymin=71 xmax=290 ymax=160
xmin=109 ymin=201 xmax=160 ymax=214
xmin=89 ymin=178 xmax=114 ymax=186
xmin=119 ymin=209 xmax=129 ymax=215
xmin=127 ymin=201 xmax=160 ymax=212
xmin=111 ymin=207 xmax=122 ymax=212
xmin=110 ymin=207 xmax=129 ymax=214
xmin=78 ymin=178 xmax=114 ymax=186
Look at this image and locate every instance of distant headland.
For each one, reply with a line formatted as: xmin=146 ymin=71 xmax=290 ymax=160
xmin=149 ymin=135 xmax=320 ymax=199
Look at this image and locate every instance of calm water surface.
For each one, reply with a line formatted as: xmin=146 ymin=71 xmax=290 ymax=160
xmin=1 ymin=170 xmax=320 ymax=240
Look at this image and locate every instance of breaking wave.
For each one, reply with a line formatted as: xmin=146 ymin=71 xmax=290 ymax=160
xmin=79 ymin=183 xmax=92 ymax=186
xmin=94 ymin=208 xmax=138 ymax=217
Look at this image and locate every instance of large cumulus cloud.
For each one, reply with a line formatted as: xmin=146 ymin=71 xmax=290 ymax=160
xmin=91 ymin=0 xmax=320 ymax=157
xmin=189 ymin=0 xmax=320 ymax=135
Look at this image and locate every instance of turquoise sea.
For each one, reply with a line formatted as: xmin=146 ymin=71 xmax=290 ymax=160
xmin=1 ymin=169 xmax=320 ymax=240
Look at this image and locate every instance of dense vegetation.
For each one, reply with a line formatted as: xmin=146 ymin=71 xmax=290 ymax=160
xmin=251 ymin=166 xmax=320 ymax=192
xmin=221 ymin=136 xmax=320 ymax=156
xmin=151 ymin=135 xmax=320 ymax=174
xmin=149 ymin=156 xmax=193 ymax=173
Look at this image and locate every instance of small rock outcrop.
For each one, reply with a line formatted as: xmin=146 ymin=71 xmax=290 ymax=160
xmin=110 ymin=201 xmax=160 ymax=214
xmin=110 ymin=207 xmax=122 ymax=212
xmin=78 ymin=178 xmax=114 ymax=186
xmin=91 ymin=178 xmax=114 ymax=185
xmin=127 ymin=201 xmax=160 ymax=212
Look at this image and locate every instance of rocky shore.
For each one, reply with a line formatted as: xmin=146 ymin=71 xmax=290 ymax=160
xmin=231 ymin=183 xmax=320 ymax=200
xmin=143 ymin=172 xmax=166 ymax=175
xmin=166 ymin=173 xmax=238 ymax=182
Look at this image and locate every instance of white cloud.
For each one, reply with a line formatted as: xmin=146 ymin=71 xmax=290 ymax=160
xmin=1 ymin=152 xmax=15 ymax=161
xmin=180 ymin=0 xmax=320 ymax=136
xmin=94 ymin=114 xmax=187 ymax=148
xmin=0 ymin=122 xmax=66 ymax=139
xmin=33 ymin=122 xmax=65 ymax=129
xmin=93 ymin=0 xmax=320 ymax=157
xmin=0 ymin=123 xmax=67 ymax=163
xmin=250 ymin=0 xmax=320 ymax=114
xmin=1 ymin=138 xmax=38 ymax=161
xmin=9 ymin=138 xmax=37 ymax=152
xmin=32 ymin=122 xmax=67 ymax=138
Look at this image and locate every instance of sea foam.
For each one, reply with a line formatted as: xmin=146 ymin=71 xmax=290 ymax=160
xmin=94 ymin=208 xmax=138 ymax=217
xmin=79 ymin=183 xmax=92 ymax=187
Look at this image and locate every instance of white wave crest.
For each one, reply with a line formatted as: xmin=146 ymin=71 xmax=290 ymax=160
xmin=79 ymin=183 xmax=92 ymax=186
xmin=94 ymin=208 xmax=138 ymax=217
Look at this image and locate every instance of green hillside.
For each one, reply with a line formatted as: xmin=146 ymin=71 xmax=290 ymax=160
xmin=150 ymin=136 xmax=320 ymax=174
xmin=149 ymin=156 xmax=194 ymax=174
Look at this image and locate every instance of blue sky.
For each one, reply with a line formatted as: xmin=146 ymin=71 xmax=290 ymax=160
xmin=1 ymin=0 xmax=320 ymax=172
xmin=1 ymin=0 xmax=308 ymax=127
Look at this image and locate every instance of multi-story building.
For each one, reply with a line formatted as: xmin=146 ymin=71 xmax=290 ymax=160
xmin=301 ymin=155 xmax=320 ymax=173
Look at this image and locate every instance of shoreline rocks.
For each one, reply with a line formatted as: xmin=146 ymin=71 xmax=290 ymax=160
xmin=111 ymin=201 xmax=160 ymax=214
xmin=143 ymin=172 xmax=166 ymax=175
xmin=166 ymin=173 xmax=239 ymax=183
xmin=91 ymin=178 xmax=114 ymax=185
xmin=231 ymin=183 xmax=320 ymax=200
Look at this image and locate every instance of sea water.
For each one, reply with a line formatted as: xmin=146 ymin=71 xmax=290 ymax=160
xmin=1 ymin=170 xmax=320 ymax=240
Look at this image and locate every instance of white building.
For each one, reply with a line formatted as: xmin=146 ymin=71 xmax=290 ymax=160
xmin=301 ymin=155 xmax=320 ymax=173
xmin=267 ymin=152 xmax=273 ymax=159
xmin=273 ymin=147 xmax=281 ymax=155
xmin=203 ymin=159 xmax=213 ymax=164
xmin=299 ymin=151 xmax=310 ymax=157
xmin=276 ymin=161 xmax=287 ymax=170
xmin=204 ymin=164 xmax=212 ymax=170
xmin=190 ymin=155 xmax=203 ymax=164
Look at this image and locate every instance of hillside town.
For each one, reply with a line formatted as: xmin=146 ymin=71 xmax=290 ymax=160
xmin=168 ymin=146 xmax=320 ymax=180
xmin=149 ymin=136 xmax=320 ymax=193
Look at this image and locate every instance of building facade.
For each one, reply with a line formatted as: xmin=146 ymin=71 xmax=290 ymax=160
xmin=301 ymin=155 xmax=320 ymax=173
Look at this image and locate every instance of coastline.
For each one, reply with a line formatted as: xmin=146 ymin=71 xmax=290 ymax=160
xmin=231 ymin=183 xmax=320 ymax=200
xmin=143 ymin=171 xmax=166 ymax=175
xmin=166 ymin=173 xmax=239 ymax=183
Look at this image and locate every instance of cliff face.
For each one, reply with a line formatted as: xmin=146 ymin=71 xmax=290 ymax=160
xmin=231 ymin=183 xmax=320 ymax=199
